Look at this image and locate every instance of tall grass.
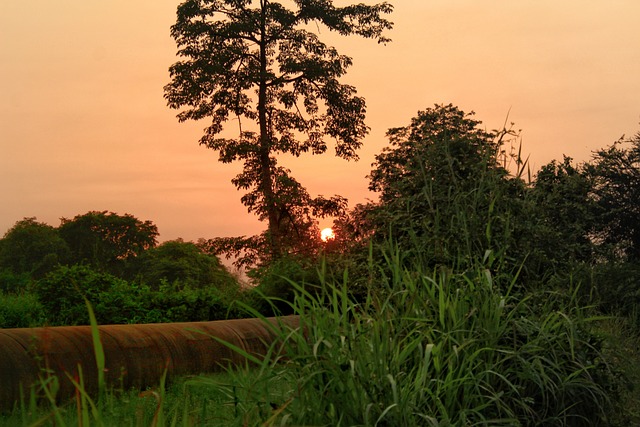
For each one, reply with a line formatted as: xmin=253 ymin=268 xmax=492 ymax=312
xmin=1 ymin=249 xmax=623 ymax=426
xmin=199 ymin=248 xmax=617 ymax=426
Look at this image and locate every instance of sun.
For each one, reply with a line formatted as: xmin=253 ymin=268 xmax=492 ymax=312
xmin=320 ymin=227 xmax=335 ymax=242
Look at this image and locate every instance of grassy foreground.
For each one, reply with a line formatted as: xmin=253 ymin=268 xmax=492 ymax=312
xmin=2 ymin=251 xmax=639 ymax=426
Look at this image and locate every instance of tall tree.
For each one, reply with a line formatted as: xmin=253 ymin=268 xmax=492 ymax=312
xmin=164 ymin=0 xmax=393 ymax=261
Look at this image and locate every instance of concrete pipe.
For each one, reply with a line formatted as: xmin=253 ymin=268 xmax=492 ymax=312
xmin=0 ymin=315 xmax=299 ymax=411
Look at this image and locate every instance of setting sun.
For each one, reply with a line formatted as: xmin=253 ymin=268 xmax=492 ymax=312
xmin=321 ymin=227 xmax=335 ymax=242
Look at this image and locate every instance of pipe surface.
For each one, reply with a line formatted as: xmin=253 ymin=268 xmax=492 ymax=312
xmin=0 ymin=315 xmax=299 ymax=411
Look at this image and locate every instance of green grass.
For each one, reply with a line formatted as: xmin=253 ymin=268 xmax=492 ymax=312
xmin=252 ymin=256 xmax=615 ymax=426
xmin=2 ymin=249 xmax=639 ymax=426
xmin=595 ymin=315 xmax=640 ymax=425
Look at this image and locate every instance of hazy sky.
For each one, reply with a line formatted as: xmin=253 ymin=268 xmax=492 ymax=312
xmin=1 ymin=1 xmax=639 ymax=242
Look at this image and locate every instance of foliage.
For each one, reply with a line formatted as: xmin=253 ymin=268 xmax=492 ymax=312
xmin=596 ymin=315 xmax=640 ymax=425
xmin=245 ymin=254 xmax=321 ymax=316
xmin=130 ymin=239 xmax=238 ymax=291
xmin=165 ymin=0 xmax=393 ymax=262
xmin=0 ymin=269 xmax=31 ymax=294
xmin=328 ymin=201 xmax=376 ymax=256
xmin=58 ymin=211 xmax=158 ymax=274
xmin=588 ymin=133 xmax=640 ymax=261
xmin=364 ymin=104 xmax=532 ymax=281
xmin=4 ymin=250 xmax=636 ymax=425
xmin=33 ymin=264 xmax=242 ymax=326
xmin=369 ymin=104 xmax=505 ymax=202
xmin=0 ymin=292 xmax=46 ymax=328
xmin=204 ymin=189 xmax=346 ymax=270
xmin=527 ymin=156 xmax=598 ymax=275
xmin=579 ymin=261 xmax=640 ymax=323
xmin=189 ymin=246 xmax=618 ymax=426
xmin=0 ymin=217 xmax=70 ymax=279
xmin=34 ymin=264 xmax=136 ymax=325
xmin=146 ymin=282 xmax=242 ymax=323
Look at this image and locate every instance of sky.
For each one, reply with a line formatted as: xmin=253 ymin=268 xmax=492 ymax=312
xmin=1 ymin=1 xmax=639 ymax=243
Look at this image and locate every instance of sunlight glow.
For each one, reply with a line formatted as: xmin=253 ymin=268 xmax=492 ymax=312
xmin=321 ymin=227 xmax=335 ymax=242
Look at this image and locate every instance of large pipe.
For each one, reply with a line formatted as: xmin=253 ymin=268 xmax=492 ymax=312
xmin=0 ymin=316 xmax=299 ymax=411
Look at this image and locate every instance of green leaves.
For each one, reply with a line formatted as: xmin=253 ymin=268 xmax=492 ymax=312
xmin=365 ymin=104 xmax=524 ymax=274
xmin=58 ymin=211 xmax=158 ymax=274
xmin=0 ymin=217 xmax=70 ymax=279
xmin=215 ymin=245 xmax=613 ymax=425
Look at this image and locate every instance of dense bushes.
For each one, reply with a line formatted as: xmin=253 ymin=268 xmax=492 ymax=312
xmin=35 ymin=264 xmax=125 ymax=325
xmin=0 ymin=214 xmax=245 ymax=327
xmin=129 ymin=240 xmax=238 ymax=291
xmin=0 ymin=292 xmax=45 ymax=328
xmin=31 ymin=264 xmax=243 ymax=326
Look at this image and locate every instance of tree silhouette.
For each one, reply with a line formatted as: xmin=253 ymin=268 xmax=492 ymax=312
xmin=164 ymin=0 xmax=393 ymax=262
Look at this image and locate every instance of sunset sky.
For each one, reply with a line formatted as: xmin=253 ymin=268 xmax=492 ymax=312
xmin=1 ymin=1 xmax=639 ymax=243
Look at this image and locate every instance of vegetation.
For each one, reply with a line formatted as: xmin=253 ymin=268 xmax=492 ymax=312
xmin=0 ymin=252 xmax=635 ymax=425
xmin=0 ymin=212 xmax=243 ymax=327
xmin=164 ymin=0 xmax=393 ymax=264
xmin=0 ymin=217 xmax=70 ymax=279
xmin=59 ymin=211 xmax=159 ymax=276
xmin=1 ymin=1 xmax=640 ymax=422
xmin=3 ymin=118 xmax=640 ymax=425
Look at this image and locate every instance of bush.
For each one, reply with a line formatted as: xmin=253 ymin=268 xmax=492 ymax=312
xmin=567 ymin=261 xmax=640 ymax=327
xmin=145 ymin=281 xmax=241 ymax=323
xmin=35 ymin=264 xmax=136 ymax=325
xmin=130 ymin=240 xmax=239 ymax=291
xmin=34 ymin=264 xmax=245 ymax=326
xmin=0 ymin=292 xmax=46 ymax=328
xmin=247 ymin=256 xmax=321 ymax=316
xmin=0 ymin=269 xmax=31 ymax=294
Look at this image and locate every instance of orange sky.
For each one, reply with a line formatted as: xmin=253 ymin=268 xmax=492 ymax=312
xmin=1 ymin=1 xmax=639 ymax=242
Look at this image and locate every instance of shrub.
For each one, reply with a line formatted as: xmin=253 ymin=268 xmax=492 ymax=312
xmin=130 ymin=239 xmax=238 ymax=291
xmin=0 ymin=269 xmax=31 ymax=294
xmin=35 ymin=264 xmax=139 ymax=325
xmin=0 ymin=292 xmax=46 ymax=328
xmin=34 ymin=264 xmax=244 ymax=326
xmin=146 ymin=281 xmax=244 ymax=323
xmin=247 ymin=255 xmax=321 ymax=316
xmin=563 ymin=261 xmax=640 ymax=329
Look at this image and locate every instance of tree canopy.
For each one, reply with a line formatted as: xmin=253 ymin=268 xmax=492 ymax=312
xmin=589 ymin=133 xmax=640 ymax=260
xmin=59 ymin=211 xmax=159 ymax=273
xmin=164 ymin=0 xmax=393 ymax=263
xmin=132 ymin=239 xmax=238 ymax=291
xmin=0 ymin=218 xmax=70 ymax=278
xmin=365 ymin=104 xmax=525 ymax=267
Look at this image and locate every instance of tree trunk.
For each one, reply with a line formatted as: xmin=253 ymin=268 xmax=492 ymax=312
xmin=258 ymin=0 xmax=281 ymax=258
